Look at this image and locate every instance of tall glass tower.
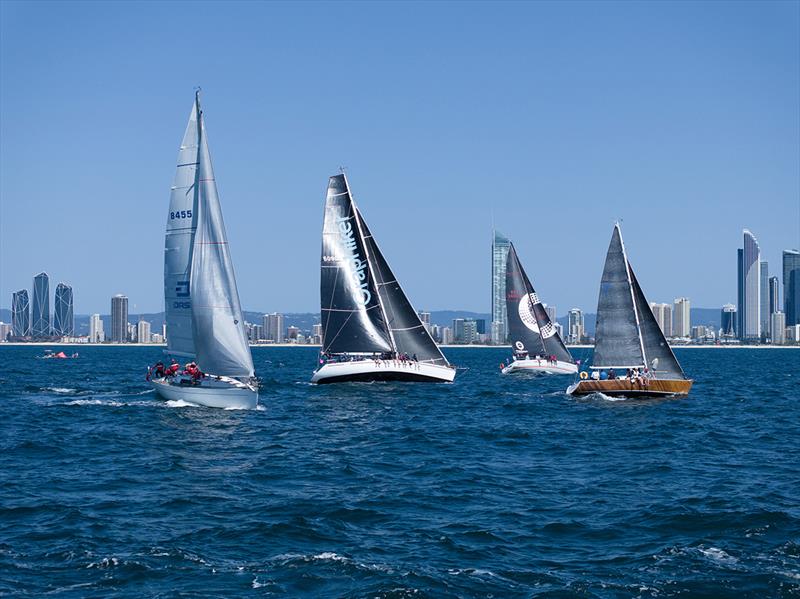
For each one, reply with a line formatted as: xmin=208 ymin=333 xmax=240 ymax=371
xmin=111 ymin=294 xmax=129 ymax=342
xmin=12 ymin=290 xmax=30 ymax=337
xmin=491 ymin=230 xmax=511 ymax=344
xmin=31 ymin=272 xmax=51 ymax=338
xmin=53 ymin=283 xmax=74 ymax=337
xmin=759 ymin=261 xmax=769 ymax=341
xmin=784 ymin=249 xmax=800 ymax=326
xmin=737 ymin=230 xmax=761 ymax=341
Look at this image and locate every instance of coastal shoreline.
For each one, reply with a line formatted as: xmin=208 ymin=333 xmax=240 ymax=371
xmin=1 ymin=343 xmax=798 ymax=349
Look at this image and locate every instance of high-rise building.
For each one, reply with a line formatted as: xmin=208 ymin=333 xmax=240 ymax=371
xmin=418 ymin=311 xmax=432 ymax=334
xmin=137 ymin=320 xmax=151 ymax=344
xmin=649 ymin=302 xmax=673 ymax=337
xmin=31 ymin=272 xmax=50 ymax=338
xmin=491 ymin=230 xmax=511 ymax=344
xmin=673 ymin=297 xmax=690 ymax=338
xmin=0 ymin=322 xmax=12 ymax=341
xmin=264 ymin=312 xmax=285 ymax=343
xmin=759 ymin=261 xmax=770 ymax=340
xmin=783 ymin=250 xmax=800 ymax=326
xmin=720 ymin=304 xmax=736 ymax=338
xmin=768 ymin=276 xmax=780 ymax=319
xmin=111 ymin=294 xmax=129 ymax=342
xmin=12 ymin=289 xmax=30 ymax=337
xmin=771 ymin=312 xmax=786 ymax=344
xmin=567 ymin=308 xmax=584 ymax=344
xmin=89 ymin=314 xmax=105 ymax=343
xmin=53 ymin=282 xmax=74 ymax=337
xmin=441 ymin=326 xmax=453 ymax=345
xmin=738 ymin=230 xmax=761 ymax=341
xmin=544 ymin=304 xmax=557 ymax=324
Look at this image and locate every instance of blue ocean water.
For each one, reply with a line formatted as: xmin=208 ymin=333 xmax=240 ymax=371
xmin=0 ymin=346 xmax=798 ymax=597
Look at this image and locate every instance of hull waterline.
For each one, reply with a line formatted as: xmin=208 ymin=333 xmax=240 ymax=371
xmin=501 ymin=359 xmax=577 ymax=375
xmin=311 ymin=360 xmax=456 ymax=384
xmin=150 ymin=376 xmax=258 ymax=409
xmin=566 ymin=378 xmax=693 ymax=398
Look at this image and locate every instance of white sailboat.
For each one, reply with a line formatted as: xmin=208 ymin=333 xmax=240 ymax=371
xmin=150 ymin=92 xmax=258 ymax=409
xmin=501 ymin=242 xmax=577 ymax=375
xmin=311 ymin=173 xmax=456 ymax=384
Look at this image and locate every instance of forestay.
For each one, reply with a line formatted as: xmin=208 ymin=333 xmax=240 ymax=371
xmin=591 ymin=224 xmax=646 ymax=369
xmin=359 ymin=211 xmax=448 ymax=365
xmin=505 ymin=243 xmax=573 ymax=364
xmin=186 ymin=93 xmax=254 ymax=378
xmin=320 ymin=175 xmax=393 ymax=355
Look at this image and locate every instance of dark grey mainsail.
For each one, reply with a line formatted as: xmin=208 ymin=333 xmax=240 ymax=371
xmin=592 ymin=224 xmax=646 ymax=369
xmin=630 ymin=267 xmax=685 ymax=379
xmin=505 ymin=243 xmax=573 ymax=363
xmin=320 ymin=175 xmax=393 ymax=355
xmin=359 ymin=211 xmax=448 ymax=365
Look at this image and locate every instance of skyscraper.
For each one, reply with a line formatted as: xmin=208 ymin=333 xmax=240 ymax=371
xmin=11 ymin=289 xmax=30 ymax=337
xmin=89 ymin=314 xmax=105 ymax=343
xmin=491 ymin=230 xmax=511 ymax=344
xmin=544 ymin=304 xmax=557 ymax=324
xmin=784 ymin=249 xmax=800 ymax=326
xmin=264 ymin=312 xmax=285 ymax=343
xmin=768 ymin=276 xmax=780 ymax=317
xmin=673 ymin=297 xmax=691 ymax=338
xmin=771 ymin=312 xmax=786 ymax=344
xmin=649 ymin=302 xmax=673 ymax=337
xmin=110 ymin=294 xmax=128 ymax=342
xmin=53 ymin=282 xmax=74 ymax=337
xmin=759 ymin=261 xmax=770 ymax=340
xmin=738 ymin=230 xmax=761 ymax=341
xmin=567 ymin=308 xmax=584 ymax=344
xmin=720 ymin=304 xmax=736 ymax=338
xmin=137 ymin=321 xmax=152 ymax=344
xmin=31 ymin=272 xmax=50 ymax=338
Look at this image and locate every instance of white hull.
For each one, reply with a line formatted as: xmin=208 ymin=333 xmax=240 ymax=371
xmin=501 ymin=359 xmax=577 ymax=375
xmin=150 ymin=376 xmax=258 ymax=409
xmin=311 ymin=359 xmax=456 ymax=384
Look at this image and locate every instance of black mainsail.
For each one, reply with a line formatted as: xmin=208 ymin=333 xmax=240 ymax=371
xmin=318 ymin=173 xmax=448 ymax=366
xmin=320 ymin=175 xmax=393 ymax=355
xmin=592 ymin=224 xmax=687 ymax=379
xmin=505 ymin=243 xmax=573 ymax=364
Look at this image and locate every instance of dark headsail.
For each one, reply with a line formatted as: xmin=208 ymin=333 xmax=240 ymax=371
xmin=359 ymin=211 xmax=448 ymax=365
xmin=630 ymin=266 xmax=686 ymax=379
xmin=505 ymin=243 xmax=573 ymax=363
xmin=592 ymin=224 xmax=646 ymax=369
xmin=320 ymin=175 xmax=393 ymax=354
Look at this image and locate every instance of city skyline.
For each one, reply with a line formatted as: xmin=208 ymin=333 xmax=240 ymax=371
xmin=1 ymin=2 xmax=798 ymax=315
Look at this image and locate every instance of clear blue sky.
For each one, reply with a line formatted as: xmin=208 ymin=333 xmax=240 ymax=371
xmin=1 ymin=1 xmax=798 ymax=316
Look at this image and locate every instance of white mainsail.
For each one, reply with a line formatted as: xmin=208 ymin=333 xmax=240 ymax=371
xmin=164 ymin=92 xmax=254 ymax=378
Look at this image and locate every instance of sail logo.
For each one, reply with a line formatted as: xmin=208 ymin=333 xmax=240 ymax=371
xmin=336 ymin=216 xmax=372 ymax=305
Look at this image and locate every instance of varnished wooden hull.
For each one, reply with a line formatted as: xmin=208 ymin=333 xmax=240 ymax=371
xmin=566 ymin=378 xmax=693 ymax=398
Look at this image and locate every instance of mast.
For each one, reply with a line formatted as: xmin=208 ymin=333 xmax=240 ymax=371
xmin=346 ymin=172 xmax=398 ymax=353
xmin=617 ymin=223 xmax=647 ymax=367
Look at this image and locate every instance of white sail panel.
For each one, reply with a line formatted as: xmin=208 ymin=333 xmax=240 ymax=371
xmin=189 ymin=103 xmax=254 ymax=378
xmin=164 ymin=101 xmax=199 ymax=358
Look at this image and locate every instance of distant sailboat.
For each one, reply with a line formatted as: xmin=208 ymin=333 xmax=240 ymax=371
xmin=311 ymin=173 xmax=456 ymax=384
xmin=150 ymin=92 xmax=258 ymax=409
xmin=501 ymin=242 xmax=577 ymax=375
xmin=567 ymin=223 xmax=692 ymax=398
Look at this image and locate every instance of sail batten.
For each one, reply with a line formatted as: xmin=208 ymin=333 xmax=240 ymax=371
xmin=505 ymin=243 xmax=574 ymax=364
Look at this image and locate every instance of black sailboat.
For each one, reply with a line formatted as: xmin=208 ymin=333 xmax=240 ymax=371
xmin=311 ymin=173 xmax=455 ymax=384
xmin=567 ymin=223 xmax=692 ymax=397
xmin=502 ymin=242 xmax=577 ymax=374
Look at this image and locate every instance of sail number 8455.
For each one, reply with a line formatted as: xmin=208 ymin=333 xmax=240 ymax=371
xmin=170 ymin=210 xmax=193 ymax=219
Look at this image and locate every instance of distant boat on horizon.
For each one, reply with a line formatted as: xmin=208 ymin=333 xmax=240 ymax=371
xmin=501 ymin=242 xmax=577 ymax=375
xmin=149 ymin=92 xmax=258 ymax=409
xmin=567 ymin=223 xmax=693 ymax=398
xmin=311 ymin=173 xmax=456 ymax=384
